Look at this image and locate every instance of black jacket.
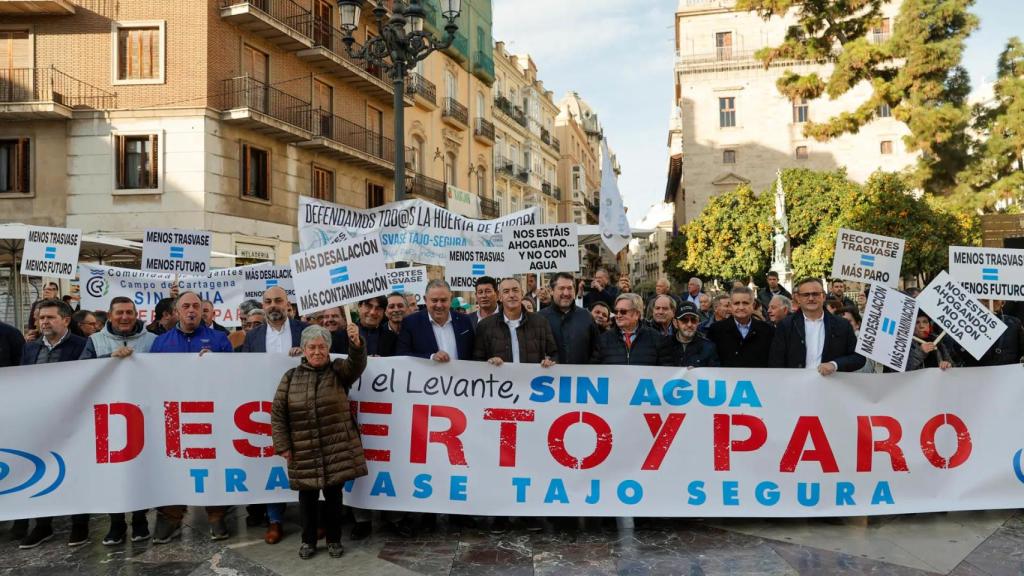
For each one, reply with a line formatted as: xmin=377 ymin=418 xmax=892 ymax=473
xmin=667 ymin=334 xmax=720 ymax=368
xmin=0 ymin=321 xmax=26 ymax=368
xmin=769 ymin=312 xmax=865 ymax=371
xmin=21 ymin=332 xmax=88 ymax=365
xmin=757 ymin=285 xmax=792 ymax=311
xmin=951 ymin=313 xmax=1024 ymax=367
xmin=473 ymin=311 xmax=558 ymax=364
xmin=539 ymin=304 xmax=600 ymax=365
xmin=583 ymin=285 xmax=620 ymax=311
xmin=359 ymin=323 xmax=397 ymax=357
xmin=593 ymin=325 xmax=673 ymax=366
xmin=707 ymin=318 xmax=775 ymax=368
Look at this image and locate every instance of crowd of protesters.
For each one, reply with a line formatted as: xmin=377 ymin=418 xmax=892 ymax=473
xmin=1 ymin=268 xmax=1022 ymax=559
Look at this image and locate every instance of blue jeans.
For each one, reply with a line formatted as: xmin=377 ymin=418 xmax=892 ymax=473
xmin=267 ymin=503 xmax=286 ymax=524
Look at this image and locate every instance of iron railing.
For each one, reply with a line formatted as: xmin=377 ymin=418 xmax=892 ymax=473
xmin=494 ymin=95 xmax=526 ymax=127
xmin=480 ymin=197 xmax=499 ymax=218
xmin=0 ymin=67 xmax=116 ymax=109
xmin=473 ymin=50 xmax=495 ymax=80
xmin=516 ymin=168 xmax=529 ymax=183
xmin=551 ymin=136 xmax=561 ymax=153
xmin=552 ymin=186 xmax=562 ymax=201
xmin=406 ymin=173 xmax=446 ymax=205
xmin=406 ymin=71 xmax=436 ymax=105
xmin=220 ymin=76 xmax=312 ymax=132
xmin=220 ymin=0 xmax=312 ymax=37
xmin=495 ymin=156 xmax=514 ymax=174
xmin=312 ymin=109 xmax=395 ymax=164
xmin=474 ymin=117 xmax=495 ymax=140
xmin=540 ymin=127 xmax=551 ymax=145
xmin=443 ymin=97 xmax=468 ymax=125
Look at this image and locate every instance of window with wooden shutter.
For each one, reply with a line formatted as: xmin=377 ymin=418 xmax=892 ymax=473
xmin=366 ymin=182 xmax=385 ymax=208
xmin=241 ymin=143 xmax=270 ymax=200
xmin=117 ymin=26 xmax=160 ymax=81
xmin=115 ymin=134 xmax=159 ymax=189
xmin=312 ymin=165 xmax=333 ymax=201
xmin=0 ymin=138 xmax=31 ymax=194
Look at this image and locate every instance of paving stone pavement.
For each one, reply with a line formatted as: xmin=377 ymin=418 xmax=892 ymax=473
xmin=2 ymin=509 xmax=1023 ymax=575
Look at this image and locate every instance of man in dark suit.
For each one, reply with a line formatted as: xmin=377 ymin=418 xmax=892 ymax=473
xmin=239 ymin=285 xmax=305 ymax=542
xmin=770 ymin=278 xmax=865 ymax=374
xmin=707 ymin=287 xmax=774 ymax=368
xmin=397 ymin=279 xmax=474 ymax=362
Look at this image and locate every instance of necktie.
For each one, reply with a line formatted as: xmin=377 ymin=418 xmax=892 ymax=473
xmin=624 ymin=332 xmax=633 ymax=350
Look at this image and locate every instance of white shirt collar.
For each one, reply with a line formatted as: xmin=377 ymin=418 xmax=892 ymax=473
xmin=43 ymin=330 xmax=69 ymax=351
xmin=430 ymin=314 xmax=452 ymax=329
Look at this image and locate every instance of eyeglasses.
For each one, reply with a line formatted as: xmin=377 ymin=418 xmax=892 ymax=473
xmin=677 ymin=316 xmax=700 ymax=325
xmin=613 ymin=308 xmax=634 ymax=315
xmin=797 ymin=292 xmax=824 ymax=298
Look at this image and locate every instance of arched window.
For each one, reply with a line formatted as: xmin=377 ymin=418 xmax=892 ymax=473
xmin=476 ymin=165 xmax=486 ymax=196
xmin=445 ymin=151 xmax=457 ymax=185
xmin=411 ymin=135 xmax=425 ymax=173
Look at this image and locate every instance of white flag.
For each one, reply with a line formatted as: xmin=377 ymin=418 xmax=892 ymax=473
xmin=599 ymin=139 xmax=631 ymax=255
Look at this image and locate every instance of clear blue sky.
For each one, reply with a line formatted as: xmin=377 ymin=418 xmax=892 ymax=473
xmin=493 ymin=0 xmax=1023 ymax=226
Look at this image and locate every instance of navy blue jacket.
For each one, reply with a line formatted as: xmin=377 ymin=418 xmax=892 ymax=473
xmin=396 ymin=309 xmax=475 ymax=360
xmin=769 ymin=312 xmax=865 ymax=371
xmin=21 ymin=332 xmax=87 ymax=365
xmin=151 ymin=323 xmax=233 ymax=354
xmin=241 ymin=319 xmax=307 ymax=353
xmin=667 ymin=334 xmax=721 ymax=368
xmin=0 ymin=321 xmax=26 ymax=368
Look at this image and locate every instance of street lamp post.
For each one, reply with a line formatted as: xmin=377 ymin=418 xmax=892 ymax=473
xmin=337 ymin=0 xmax=462 ymax=202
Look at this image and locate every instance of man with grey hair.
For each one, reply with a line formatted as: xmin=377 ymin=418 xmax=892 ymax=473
xmin=646 ymin=294 xmax=677 ymax=337
xmin=396 ymin=279 xmax=474 ymax=362
xmin=707 ymin=286 xmax=775 ymax=368
xmin=684 ymin=277 xmax=703 ymax=305
xmin=593 ymin=293 xmax=671 ymax=365
xmin=767 ymin=294 xmax=792 ymax=326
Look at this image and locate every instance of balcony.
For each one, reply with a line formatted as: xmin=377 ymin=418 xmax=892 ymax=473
xmin=296 ymin=18 xmax=411 ymax=104
xmin=480 ymin=197 xmax=499 ymax=218
xmin=552 ymin=136 xmax=561 ymax=153
xmin=218 ymin=76 xmax=313 ymax=142
xmin=297 ymin=110 xmax=397 ymax=175
xmin=515 ymin=168 xmax=529 ymax=184
xmin=219 ymin=0 xmax=313 ymax=51
xmin=442 ymin=97 xmax=468 ymax=129
xmin=473 ymin=50 xmax=495 ymax=84
xmin=0 ymin=0 xmax=75 ymax=15
xmin=406 ymin=173 xmax=447 ymax=206
xmin=442 ymin=32 xmax=469 ymax=63
xmin=585 ymin=197 xmax=600 ymax=215
xmin=542 ymin=181 xmax=552 ymax=196
xmin=552 ymin=186 xmax=562 ymax=201
xmin=0 ymin=67 xmax=116 ymax=120
xmin=495 ymin=156 xmax=514 ymax=176
xmin=474 ymin=117 xmax=495 ymax=144
xmin=406 ymin=71 xmax=437 ymax=109
xmin=540 ymin=128 xmax=551 ymax=145
xmin=493 ymin=95 xmax=527 ymax=128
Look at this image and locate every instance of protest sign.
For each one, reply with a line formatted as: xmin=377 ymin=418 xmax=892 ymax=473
xmin=386 ymin=266 xmax=429 ymax=303
xmin=3 ymin=355 xmax=1024 ymax=520
xmin=831 ymin=228 xmax=905 ymax=288
xmin=446 ymin=248 xmax=506 ymax=291
xmin=241 ymin=265 xmax=295 ymax=300
xmin=290 ymin=232 xmax=389 ymax=315
xmin=504 ymin=224 xmax=580 ymax=274
xmin=298 ymin=196 xmax=537 ymax=265
xmin=79 ymin=264 xmax=245 ymax=327
xmin=142 ymin=228 xmax=212 ymax=274
xmin=917 ymin=271 xmax=1007 ymax=360
xmin=446 ymin=184 xmax=481 ymax=218
xmin=20 ymin=226 xmax=81 ymax=280
xmin=856 ymin=285 xmax=918 ymax=371
xmin=948 ymin=246 xmax=1024 ymax=301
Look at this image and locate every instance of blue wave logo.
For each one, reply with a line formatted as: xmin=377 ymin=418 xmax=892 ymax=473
xmin=1014 ymin=449 xmax=1024 ymax=484
xmin=0 ymin=448 xmax=66 ymax=498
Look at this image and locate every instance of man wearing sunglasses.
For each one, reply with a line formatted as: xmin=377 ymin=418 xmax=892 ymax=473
xmin=593 ymin=293 xmax=672 ymax=366
xmin=769 ymin=278 xmax=865 ymax=375
xmin=668 ymin=302 xmax=720 ymax=368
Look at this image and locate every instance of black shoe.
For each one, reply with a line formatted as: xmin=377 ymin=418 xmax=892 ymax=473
xmin=490 ymin=516 xmax=511 ymax=535
xmin=299 ymin=543 xmax=316 ymax=560
xmin=328 ymin=542 xmax=344 ymax=558
xmin=131 ymin=522 xmax=151 ymax=542
xmin=10 ymin=519 xmax=29 ymax=540
xmin=102 ymin=524 xmax=127 ymax=546
xmin=350 ymin=521 xmax=371 ymax=540
xmin=209 ymin=518 xmax=229 ymax=541
xmin=68 ymin=523 xmax=90 ymax=547
xmin=19 ymin=525 xmax=54 ymax=549
xmin=524 ymin=517 xmax=544 ymax=533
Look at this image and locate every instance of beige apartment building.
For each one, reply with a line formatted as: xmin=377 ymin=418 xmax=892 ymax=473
xmin=490 ymin=41 xmax=560 ymax=223
xmin=665 ymin=0 xmax=916 ymax=227
xmin=0 ymin=0 xmax=492 ymax=268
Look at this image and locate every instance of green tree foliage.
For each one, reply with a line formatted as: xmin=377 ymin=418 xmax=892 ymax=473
xmin=736 ymin=0 xmax=978 ymax=195
xmin=676 ymin=169 xmax=973 ymax=283
xmin=954 ymin=37 xmax=1024 ymax=211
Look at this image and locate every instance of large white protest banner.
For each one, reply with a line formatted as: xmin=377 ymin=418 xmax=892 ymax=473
xmin=79 ymin=264 xmax=245 ymax=327
xmin=948 ymin=246 xmax=1024 ymax=301
xmin=20 ymin=225 xmax=81 ymax=280
xmin=856 ymin=285 xmax=918 ymax=371
xmin=831 ymin=228 xmax=905 ymax=288
xmin=917 ymin=271 xmax=1007 ymax=360
xmin=386 ymin=266 xmax=429 ymax=303
xmin=298 ymin=196 xmax=537 ymax=265
xmin=242 ymin=265 xmax=295 ymax=300
xmin=142 ymin=228 xmax=212 ymax=274
xmin=598 ymin=139 xmax=631 ymax=255
xmin=446 ymin=248 xmax=505 ymax=291
xmin=2 ymin=355 xmax=1023 ymax=520
xmin=290 ymin=232 xmax=390 ymax=315
xmin=504 ymin=224 xmax=580 ymax=274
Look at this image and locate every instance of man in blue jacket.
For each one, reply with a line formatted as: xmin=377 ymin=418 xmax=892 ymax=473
xmin=396 ymin=279 xmax=474 ymax=362
xmin=16 ymin=299 xmax=89 ymax=549
xmin=149 ymin=291 xmax=233 ymax=545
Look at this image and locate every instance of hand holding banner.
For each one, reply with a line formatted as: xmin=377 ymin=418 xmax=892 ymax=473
xmin=290 ymin=232 xmax=390 ymax=315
